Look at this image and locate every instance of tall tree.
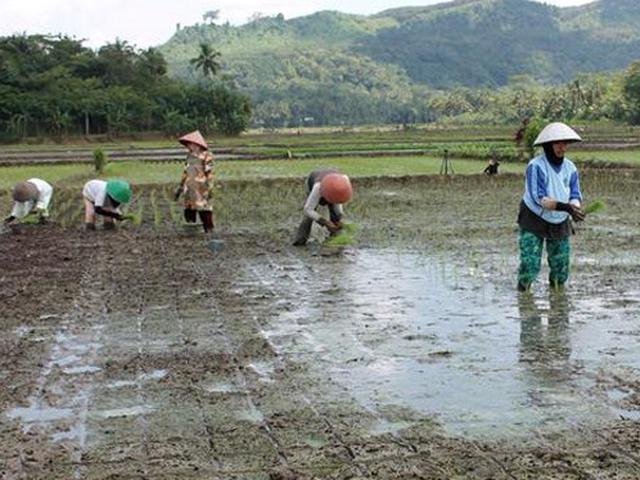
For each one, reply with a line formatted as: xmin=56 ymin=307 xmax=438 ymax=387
xmin=623 ymin=61 xmax=640 ymax=124
xmin=190 ymin=43 xmax=221 ymax=79
xmin=202 ymin=10 xmax=220 ymax=24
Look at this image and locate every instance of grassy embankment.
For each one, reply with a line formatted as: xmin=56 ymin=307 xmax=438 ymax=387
xmin=0 ymin=157 xmax=528 ymax=191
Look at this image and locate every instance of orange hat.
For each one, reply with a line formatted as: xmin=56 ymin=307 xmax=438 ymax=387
xmin=320 ymin=173 xmax=352 ymax=204
xmin=178 ymin=130 xmax=208 ymax=150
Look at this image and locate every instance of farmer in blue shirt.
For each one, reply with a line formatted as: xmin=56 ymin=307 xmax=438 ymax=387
xmin=517 ymin=122 xmax=585 ymax=292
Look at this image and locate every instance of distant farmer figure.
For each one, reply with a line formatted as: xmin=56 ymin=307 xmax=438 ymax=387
xmin=3 ymin=178 xmax=53 ymax=225
xmin=293 ymin=169 xmax=353 ymax=246
xmin=517 ymin=122 xmax=585 ymax=292
xmin=82 ymin=179 xmax=133 ymax=230
xmin=484 ymin=157 xmax=500 ymax=176
xmin=174 ymin=130 xmax=214 ymax=233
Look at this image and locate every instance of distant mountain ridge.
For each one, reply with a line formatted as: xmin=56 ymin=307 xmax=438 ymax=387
xmin=158 ymin=0 xmax=640 ymax=125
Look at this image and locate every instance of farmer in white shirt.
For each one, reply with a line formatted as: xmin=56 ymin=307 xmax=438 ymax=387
xmin=4 ymin=178 xmax=53 ymax=225
xmin=293 ymin=169 xmax=353 ymax=246
xmin=82 ymin=179 xmax=133 ymax=230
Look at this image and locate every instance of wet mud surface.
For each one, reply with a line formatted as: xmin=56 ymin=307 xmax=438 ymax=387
xmin=2 ymin=174 xmax=640 ymax=478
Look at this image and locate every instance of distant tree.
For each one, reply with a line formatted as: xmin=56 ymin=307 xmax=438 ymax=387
xmin=203 ymin=10 xmax=220 ymax=24
xmin=94 ymin=39 xmax=137 ymax=86
xmin=623 ymin=61 xmax=640 ymax=124
xmin=248 ymin=12 xmax=264 ymax=23
xmin=207 ymin=84 xmax=252 ymax=135
xmin=138 ymin=47 xmax=167 ymax=80
xmin=522 ymin=117 xmax=545 ymax=158
xmin=190 ymin=43 xmax=222 ymax=79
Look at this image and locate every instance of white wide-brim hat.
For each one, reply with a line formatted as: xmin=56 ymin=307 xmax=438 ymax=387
xmin=533 ymin=122 xmax=582 ymax=146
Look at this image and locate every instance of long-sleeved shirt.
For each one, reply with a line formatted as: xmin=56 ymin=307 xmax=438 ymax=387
xmin=522 ymin=154 xmax=582 ymax=225
xmin=303 ymin=182 xmax=344 ymax=222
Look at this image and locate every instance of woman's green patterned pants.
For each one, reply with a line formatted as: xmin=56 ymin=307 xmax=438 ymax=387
xmin=518 ymin=229 xmax=570 ymax=290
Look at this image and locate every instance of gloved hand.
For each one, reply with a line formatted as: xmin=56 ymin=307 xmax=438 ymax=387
xmin=556 ymin=202 xmax=585 ymax=222
xmin=318 ymin=218 xmax=339 ymax=233
xmin=3 ymin=215 xmax=15 ymax=225
xmin=569 ymin=205 xmax=585 ymax=222
xmin=174 ymin=187 xmax=182 ymax=201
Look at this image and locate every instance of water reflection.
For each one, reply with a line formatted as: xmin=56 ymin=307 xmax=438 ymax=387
xmin=518 ymin=290 xmax=573 ymax=405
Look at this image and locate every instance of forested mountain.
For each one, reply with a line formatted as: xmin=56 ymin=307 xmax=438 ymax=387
xmin=159 ymin=0 xmax=640 ymax=126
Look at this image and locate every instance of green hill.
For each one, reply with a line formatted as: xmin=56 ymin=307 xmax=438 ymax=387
xmin=159 ymin=0 xmax=640 ymax=126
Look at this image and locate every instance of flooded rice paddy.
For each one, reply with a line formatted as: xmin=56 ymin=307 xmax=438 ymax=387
xmin=1 ymin=172 xmax=640 ymax=478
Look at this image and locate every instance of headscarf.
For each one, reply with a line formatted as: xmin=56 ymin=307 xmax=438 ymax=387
xmin=542 ymin=143 xmax=563 ymax=167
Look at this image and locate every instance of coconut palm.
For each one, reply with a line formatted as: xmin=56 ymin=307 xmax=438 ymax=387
xmin=190 ymin=43 xmax=221 ymax=79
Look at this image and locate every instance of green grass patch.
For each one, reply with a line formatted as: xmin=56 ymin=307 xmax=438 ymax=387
xmin=571 ymin=150 xmax=640 ymax=166
xmin=0 ymin=164 xmax=93 ymax=190
xmin=0 ymin=156 xmax=526 ymax=191
xmin=217 ymin=156 xmax=525 ymax=180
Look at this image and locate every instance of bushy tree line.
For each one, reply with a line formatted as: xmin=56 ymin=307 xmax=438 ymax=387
xmin=248 ymin=65 xmax=640 ymax=128
xmin=423 ymin=65 xmax=640 ymax=126
xmin=0 ymin=34 xmax=251 ymax=141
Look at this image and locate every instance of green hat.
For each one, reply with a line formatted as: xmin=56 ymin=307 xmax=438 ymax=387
xmin=106 ymin=179 xmax=132 ymax=204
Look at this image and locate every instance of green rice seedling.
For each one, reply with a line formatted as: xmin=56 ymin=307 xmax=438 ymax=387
xmin=121 ymin=211 xmax=142 ymax=226
xmin=54 ymin=197 xmax=73 ymax=227
xmin=124 ymin=192 xmax=144 ymax=226
xmin=324 ymin=223 xmax=358 ymax=247
xmin=150 ymin=190 xmax=163 ymax=228
xmin=133 ymin=200 xmax=144 ymax=226
xmin=584 ymin=200 xmax=606 ymax=215
xmin=164 ymin=187 xmax=181 ymax=224
xmin=16 ymin=214 xmax=40 ymax=225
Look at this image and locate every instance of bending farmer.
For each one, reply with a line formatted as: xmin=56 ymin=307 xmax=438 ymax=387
xmin=517 ymin=122 xmax=585 ymax=292
xmin=484 ymin=157 xmax=500 ymax=176
xmin=174 ymin=130 xmax=215 ymax=233
xmin=293 ymin=170 xmax=352 ymax=246
xmin=4 ymin=178 xmax=53 ymax=225
xmin=82 ymin=179 xmax=133 ymax=230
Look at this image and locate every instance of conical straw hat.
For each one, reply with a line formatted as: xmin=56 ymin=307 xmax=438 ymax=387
xmin=534 ymin=122 xmax=582 ymax=146
xmin=178 ymin=130 xmax=208 ymax=150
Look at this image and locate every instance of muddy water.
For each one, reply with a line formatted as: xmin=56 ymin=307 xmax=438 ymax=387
xmin=259 ymin=249 xmax=640 ymax=438
xmin=3 ymin=175 xmax=640 ymax=478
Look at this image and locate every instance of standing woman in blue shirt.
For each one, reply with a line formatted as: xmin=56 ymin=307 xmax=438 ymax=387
xmin=517 ymin=122 xmax=586 ymax=292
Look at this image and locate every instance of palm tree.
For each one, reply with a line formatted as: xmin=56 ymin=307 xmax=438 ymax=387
xmin=190 ymin=43 xmax=221 ymax=78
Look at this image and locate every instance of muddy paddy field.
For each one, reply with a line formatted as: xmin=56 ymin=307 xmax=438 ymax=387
xmin=2 ymin=171 xmax=640 ymax=479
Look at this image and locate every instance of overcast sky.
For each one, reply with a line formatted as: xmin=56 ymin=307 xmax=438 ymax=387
xmin=1 ymin=0 xmax=594 ymax=49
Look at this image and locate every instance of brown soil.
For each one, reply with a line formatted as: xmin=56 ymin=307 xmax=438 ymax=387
xmin=1 ymin=222 xmax=640 ymax=480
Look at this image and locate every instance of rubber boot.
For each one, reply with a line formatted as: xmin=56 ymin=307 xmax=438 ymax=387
xmin=293 ymin=216 xmax=313 ymax=246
